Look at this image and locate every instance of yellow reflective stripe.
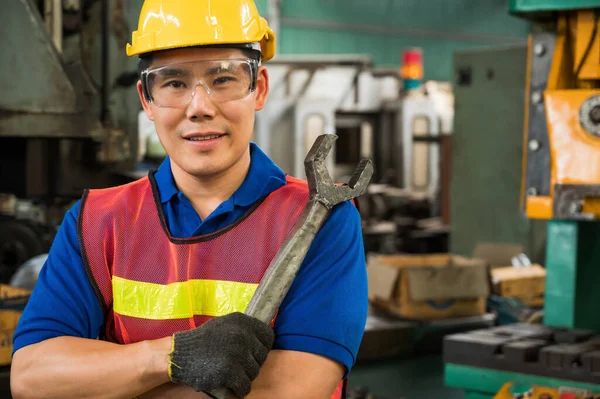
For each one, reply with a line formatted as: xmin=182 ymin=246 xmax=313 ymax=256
xmin=112 ymin=276 xmax=258 ymax=320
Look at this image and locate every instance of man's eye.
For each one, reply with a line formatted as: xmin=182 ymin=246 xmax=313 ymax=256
xmin=213 ymin=76 xmax=235 ymax=85
xmin=163 ymin=80 xmax=186 ymax=89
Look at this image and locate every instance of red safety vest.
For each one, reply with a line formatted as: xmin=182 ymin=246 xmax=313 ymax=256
xmin=78 ymin=173 xmax=345 ymax=398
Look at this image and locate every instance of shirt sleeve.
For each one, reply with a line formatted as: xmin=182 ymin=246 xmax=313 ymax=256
xmin=12 ymin=201 xmax=105 ymax=355
xmin=272 ymin=200 xmax=368 ymax=375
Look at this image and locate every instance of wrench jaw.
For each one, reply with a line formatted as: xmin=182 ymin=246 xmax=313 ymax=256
xmin=348 ymin=159 xmax=373 ymax=190
xmin=304 ymin=133 xmax=337 ymax=165
xmin=344 ymin=159 xmax=374 ymax=199
xmin=304 ymin=134 xmax=374 ymax=209
xmin=304 ymin=134 xmax=336 ymax=200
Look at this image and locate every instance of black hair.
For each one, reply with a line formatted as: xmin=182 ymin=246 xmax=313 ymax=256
xmin=137 ymin=47 xmax=261 ymax=76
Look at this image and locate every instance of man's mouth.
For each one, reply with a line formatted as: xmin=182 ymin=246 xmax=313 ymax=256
xmin=186 ymin=134 xmax=223 ymax=141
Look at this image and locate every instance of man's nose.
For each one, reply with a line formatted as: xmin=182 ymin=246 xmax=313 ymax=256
xmin=186 ymin=82 xmax=217 ymax=120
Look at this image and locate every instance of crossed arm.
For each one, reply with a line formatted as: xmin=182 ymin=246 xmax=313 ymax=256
xmin=140 ymin=349 xmax=343 ymax=399
xmin=11 ymin=336 xmax=344 ymax=399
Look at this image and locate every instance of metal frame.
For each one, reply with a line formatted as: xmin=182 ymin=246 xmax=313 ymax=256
xmin=445 ymin=364 xmax=600 ymax=398
xmin=553 ymin=184 xmax=600 ymax=220
xmin=0 ymin=0 xmax=104 ymax=139
xmin=510 ymin=0 xmax=600 ymax=14
xmin=293 ymin=100 xmax=337 ymax=179
xmin=524 ymin=31 xmax=555 ymax=198
xmin=398 ymin=96 xmax=440 ymax=198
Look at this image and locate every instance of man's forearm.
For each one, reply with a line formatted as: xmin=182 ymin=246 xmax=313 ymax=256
xmin=11 ymin=336 xmax=172 ymax=399
xmin=139 ymin=349 xmax=342 ymax=399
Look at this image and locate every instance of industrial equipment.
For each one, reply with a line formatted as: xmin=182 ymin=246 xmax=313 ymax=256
xmin=0 ymin=195 xmax=53 ymax=284
xmin=494 ymin=382 xmax=600 ymax=399
xmin=445 ymin=1 xmax=600 ymax=397
xmin=445 ymin=324 xmax=600 ymax=391
xmin=255 ymin=54 xmax=450 ymax=254
xmin=0 ymin=0 xmax=137 ymax=282
xmin=256 ymin=54 xmax=441 ymax=196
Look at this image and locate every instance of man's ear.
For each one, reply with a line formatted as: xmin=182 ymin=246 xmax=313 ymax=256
xmin=137 ymin=81 xmax=154 ymax=120
xmin=254 ymin=66 xmax=269 ymax=111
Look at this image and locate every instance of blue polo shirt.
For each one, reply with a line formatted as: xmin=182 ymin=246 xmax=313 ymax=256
xmin=13 ymin=143 xmax=368 ymax=374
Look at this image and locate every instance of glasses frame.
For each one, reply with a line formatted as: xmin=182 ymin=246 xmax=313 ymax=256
xmin=140 ymin=58 xmax=259 ymax=108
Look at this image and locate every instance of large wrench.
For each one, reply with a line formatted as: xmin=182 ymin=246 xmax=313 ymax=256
xmin=208 ymin=134 xmax=373 ymax=399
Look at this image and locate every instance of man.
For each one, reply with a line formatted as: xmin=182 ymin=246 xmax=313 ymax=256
xmin=10 ymin=1 xmax=368 ymax=398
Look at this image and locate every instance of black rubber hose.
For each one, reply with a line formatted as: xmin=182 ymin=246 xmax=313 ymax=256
xmin=574 ymin=10 xmax=599 ymax=79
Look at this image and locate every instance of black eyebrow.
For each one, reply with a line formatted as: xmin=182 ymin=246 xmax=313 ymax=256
xmin=154 ymin=67 xmax=189 ymax=78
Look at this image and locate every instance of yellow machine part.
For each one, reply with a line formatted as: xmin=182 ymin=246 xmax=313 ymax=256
xmin=526 ymin=89 xmax=600 ymax=219
xmin=546 ymin=90 xmax=600 ymax=186
xmin=523 ymin=11 xmax=600 ymax=219
xmin=573 ymin=11 xmax=600 ymax=81
xmin=494 ymin=382 xmax=599 ymax=399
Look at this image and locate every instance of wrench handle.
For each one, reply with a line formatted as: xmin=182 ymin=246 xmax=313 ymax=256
xmin=244 ymin=200 xmax=329 ymax=323
xmin=205 ymin=201 xmax=328 ymax=399
xmin=204 ymin=133 xmax=372 ymax=399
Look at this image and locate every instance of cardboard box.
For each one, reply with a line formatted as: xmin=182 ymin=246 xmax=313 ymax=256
xmin=368 ymin=254 xmax=489 ymax=320
xmin=490 ymin=265 xmax=545 ymax=307
xmin=473 ymin=242 xmax=525 ymax=269
xmin=0 ymin=285 xmax=31 ymax=366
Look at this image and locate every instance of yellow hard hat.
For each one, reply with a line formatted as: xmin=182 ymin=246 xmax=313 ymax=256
xmin=126 ymin=0 xmax=276 ymax=61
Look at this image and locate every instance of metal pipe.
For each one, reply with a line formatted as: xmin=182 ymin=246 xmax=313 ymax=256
xmin=52 ymin=0 xmax=62 ymax=53
xmin=268 ymin=54 xmax=373 ymax=68
xmin=371 ymin=67 xmax=401 ymax=79
xmin=44 ymin=0 xmax=62 ymax=53
xmin=44 ymin=0 xmax=52 ymax=38
xmin=46 ymin=139 xmax=60 ymax=199
xmin=101 ymin=0 xmax=110 ymax=125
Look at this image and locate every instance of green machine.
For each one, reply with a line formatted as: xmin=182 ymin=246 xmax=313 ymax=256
xmin=445 ymin=0 xmax=600 ymax=397
xmin=510 ymin=0 xmax=600 ymax=13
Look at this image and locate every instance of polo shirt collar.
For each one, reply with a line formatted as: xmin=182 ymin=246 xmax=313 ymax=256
xmin=153 ymin=143 xmax=287 ymax=206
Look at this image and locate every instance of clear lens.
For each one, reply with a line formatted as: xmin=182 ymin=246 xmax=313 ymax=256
xmin=144 ymin=59 xmax=256 ymax=107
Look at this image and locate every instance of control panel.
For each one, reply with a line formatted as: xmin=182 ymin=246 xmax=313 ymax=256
xmin=494 ymin=382 xmax=600 ymax=399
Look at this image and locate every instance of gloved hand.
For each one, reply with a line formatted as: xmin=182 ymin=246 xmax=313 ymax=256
xmin=168 ymin=312 xmax=274 ymax=398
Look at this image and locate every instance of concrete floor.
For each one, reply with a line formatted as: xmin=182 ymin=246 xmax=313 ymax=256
xmin=348 ymin=355 xmax=463 ymax=399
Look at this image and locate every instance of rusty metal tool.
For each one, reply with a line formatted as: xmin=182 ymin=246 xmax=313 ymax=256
xmin=208 ymin=134 xmax=373 ymax=399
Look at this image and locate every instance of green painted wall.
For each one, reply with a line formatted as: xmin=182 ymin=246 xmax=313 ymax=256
xmin=261 ymin=0 xmax=532 ymax=81
xmin=511 ymin=0 xmax=600 ymax=13
xmin=256 ymin=0 xmax=268 ymax=14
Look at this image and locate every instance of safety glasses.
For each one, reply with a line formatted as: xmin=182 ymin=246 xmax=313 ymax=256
xmin=141 ymin=58 xmax=259 ymax=108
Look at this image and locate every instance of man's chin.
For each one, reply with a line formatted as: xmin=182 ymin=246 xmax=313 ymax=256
xmin=185 ymin=164 xmax=225 ymax=180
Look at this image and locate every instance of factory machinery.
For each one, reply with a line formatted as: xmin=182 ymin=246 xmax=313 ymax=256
xmin=255 ymin=52 xmax=452 ymax=256
xmin=444 ymin=0 xmax=600 ymax=397
xmin=0 ymin=0 xmax=137 ymax=284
